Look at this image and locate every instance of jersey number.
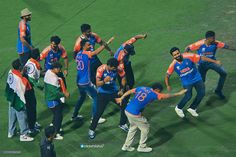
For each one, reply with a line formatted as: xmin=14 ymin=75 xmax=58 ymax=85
xmin=135 ymin=91 xmax=147 ymax=101
xmin=76 ymin=60 xmax=84 ymax=70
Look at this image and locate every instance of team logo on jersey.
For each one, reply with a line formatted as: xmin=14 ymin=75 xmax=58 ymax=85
xmin=202 ymin=48 xmax=205 ymax=52
xmin=180 ymin=67 xmax=191 ymax=73
xmin=7 ymin=73 xmax=14 ymax=84
xmin=176 ymin=66 xmax=180 ymax=70
xmin=26 ymin=63 xmax=35 ymax=74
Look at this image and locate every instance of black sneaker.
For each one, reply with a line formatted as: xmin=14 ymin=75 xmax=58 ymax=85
xmin=28 ymin=128 xmax=40 ymax=136
xmin=214 ymin=90 xmax=226 ymax=99
xmin=35 ymin=122 xmax=42 ymax=129
xmin=71 ymin=115 xmax=83 ymax=121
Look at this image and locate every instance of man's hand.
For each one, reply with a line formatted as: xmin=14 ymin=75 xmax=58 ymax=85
xmin=215 ymin=60 xmax=221 ymax=65
xmin=63 ymin=69 xmax=68 ymax=77
xmin=29 ymin=46 xmax=34 ymax=51
xmin=167 ymin=85 xmax=171 ymax=92
xmin=118 ymin=90 xmax=124 ymax=96
xmin=107 ymin=37 xmax=115 ymax=45
xmin=64 ymin=91 xmax=70 ymax=98
xmin=109 ymin=50 xmax=114 ymax=56
xmin=104 ymin=76 xmax=111 ymax=83
xmin=115 ymin=98 xmax=122 ymax=106
xmin=177 ymin=89 xmax=188 ymax=96
xmin=142 ymin=34 xmax=147 ymax=39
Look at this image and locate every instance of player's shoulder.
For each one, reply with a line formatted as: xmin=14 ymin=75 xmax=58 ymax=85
xmin=75 ymin=35 xmax=84 ymax=42
xmin=169 ymin=59 xmax=177 ymax=66
xmin=91 ymin=32 xmax=99 ymax=37
xmin=42 ymin=45 xmax=51 ymax=52
xmin=19 ymin=20 xmax=26 ymax=28
xmin=83 ymin=50 xmax=92 ymax=55
xmin=194 ymin=39 xmax=205 ymax=45
xmin=98 ymin=64 xmax=106 ymax=71
xmin=58 ymin=44 xmax=66 ymax=50
xmin=215 ymin=40 xmax=224 ymax=45
xmin=182 ymin=52 xmax=196 ymax=58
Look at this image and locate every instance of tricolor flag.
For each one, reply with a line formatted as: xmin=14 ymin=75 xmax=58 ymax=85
xmin=44 ymin=70 xmax=64 ymax=101
xmin=5 ymin=69 xmax=29 ymax=111
xmin=25 ymin=58 xmax=41 ymax=84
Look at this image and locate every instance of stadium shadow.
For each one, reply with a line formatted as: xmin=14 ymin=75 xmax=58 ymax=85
xmin=149 ymin=118 xmax=196 ymax=147
xmin=96 ymin=125 xmax=118 ymax=136
xmin=201 ymin=71 xmax=236 ymax=112
xmin=62 ymin=118 xmax=85 ymax=135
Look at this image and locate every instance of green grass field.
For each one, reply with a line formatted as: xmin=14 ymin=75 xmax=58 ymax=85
xmin=0 ymin=0 xmax=236 ymax=156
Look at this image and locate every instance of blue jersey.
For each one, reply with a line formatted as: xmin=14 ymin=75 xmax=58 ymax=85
xmin=76 ymin=50 xmax=93 ymax=85
xmin=114 ymin=46 xmax=130 ymax=64
xmin=40 ymin=45 xmax=67 ymax=70
xmin=187 ymin=39 xmax=227 ymax=62
xmin=96 ymin=64 xmax=125 ymax=94
xmin=167 ymin=53 xmax=202 ymax=86
xmin=114 ymin=37 xmax=137 ymax=64
xmin=17 ymin=20 xmax=32 ymax=53
xmin=125 ymin=87 xmax=162 ymax=115
xmin=74 ymin=33 xmax=102 ymax=64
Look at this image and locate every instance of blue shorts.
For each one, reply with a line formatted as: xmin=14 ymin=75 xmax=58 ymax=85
xmin=46 ymin=100 xmax=60 ymax=108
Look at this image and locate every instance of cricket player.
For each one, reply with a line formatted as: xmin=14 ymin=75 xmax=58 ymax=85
xmin=116 ymin=83 xmax=186 ymax=152
xmin=88 ymin=58 xmax=128 ymax=139
xmin=114 ymin=34 xmax=147 ymax=89
xmin=40 ymin=35 xmax=68 ymax=87
xmin=17 ymin=8 xmax=34 ymax=65
xmin=73 ymin=24 xmax=113 ymax=85
xmin=165 ymin=47 xmax=221 ymax=118
xmin=185 ymin=31 xmax=236 ymax=99
xmin=71 ymin=37 xmax=114 ymax=124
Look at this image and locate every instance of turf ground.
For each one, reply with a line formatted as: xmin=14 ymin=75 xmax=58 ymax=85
xmin=0 ymin=0 xmax=236 ymax=156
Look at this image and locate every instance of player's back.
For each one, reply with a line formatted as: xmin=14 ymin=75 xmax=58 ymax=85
xmin=126 ymin=87 xmax=157 ymax=115
xmin=76 ymin=50 xmax=92 ymax=85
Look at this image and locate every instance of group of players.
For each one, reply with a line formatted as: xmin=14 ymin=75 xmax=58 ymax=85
xmin=6 ymin=8 xmax=235 ymax=153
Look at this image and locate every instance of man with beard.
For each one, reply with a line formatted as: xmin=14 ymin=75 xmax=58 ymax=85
xmin=165 ymin=47 xmax=221 ymax=118
xmin=17 ymin=8 xmax=34 ymax=65
xmin=88 ymin=58 xmax=128 ymax=139
xmin=73 ymin=24 xmax=114 ymax=85
xmin=71 ymin=37 xmax=114 ymax=123
xmin=185 ymin=31 xmax=236 ymax=99
xmin=40 ymin=36 xmax=68 ymax=87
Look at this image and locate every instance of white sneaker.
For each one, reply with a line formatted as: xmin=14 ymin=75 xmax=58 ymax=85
xmin=35 ymin=122 xmax=41 ymax=129
xmin=90 ymin=117 xmax=106 ymax=124
xmin=8 ymin=133 xmax=14 ymax=138
xmin=54 ymin=134 xmax=63 ymax=140
xmin=98 ymin=117 xmax=106 ymax=124
xmin=88 ymin=129 xmax=95 ymax=139
xmin=20 ymin=135 xmax=34 ymax=142
xmin=119 ymin=124 xmax=129 ymax=132
xmin=137 ymin=146 xmax=152 ymax=152
xmin=49 ymin=123 xmax=53 ymax=126
xmin=122 ymin=145 xmax=135 ymax=152
xmin=175 ymin=106 xmax=185 ymax=118
xmin=187 ymin=108 xmax=199 ymax=117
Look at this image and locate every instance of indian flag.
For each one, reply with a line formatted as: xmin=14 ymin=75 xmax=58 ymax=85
xmin=25 ymin=58 xmax=41 ymax=83
xmin=44 ymin=70 xmax=64 ymax=101
xmin=5 ymin=69 xmax=27 ymax=111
